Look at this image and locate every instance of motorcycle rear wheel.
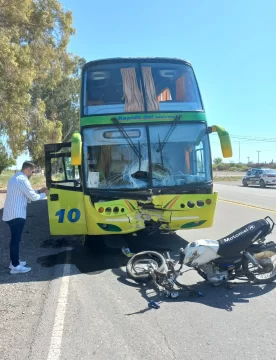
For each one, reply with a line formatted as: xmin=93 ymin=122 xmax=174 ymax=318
xmin=243 ymin=251 xmax=276 ymax=284
xmin=126 ymin=251 xmax=167 ymax=282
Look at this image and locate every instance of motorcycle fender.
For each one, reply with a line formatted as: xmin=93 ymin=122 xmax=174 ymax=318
xmin=247 ymin=241 xmax=276 ymax=254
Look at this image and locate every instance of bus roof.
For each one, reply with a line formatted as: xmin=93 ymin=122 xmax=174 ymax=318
xmin=83 ymin=57 xmax=192 ymax=69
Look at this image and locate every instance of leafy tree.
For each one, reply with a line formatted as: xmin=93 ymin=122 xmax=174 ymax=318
xmin=26 ymin=99 xmax=62 ymax=166
xmin=213 ymin=157 xmax=223 ymax=165
xmin=34 ymin=56 xmax=86 ymax=142
xmin=26 ymin=56 xmax=85 ymax=165
xmin=0 ymin=0 xmax=82 ymax=166
xmin=0 ymin=143 xmax=16 ymax=174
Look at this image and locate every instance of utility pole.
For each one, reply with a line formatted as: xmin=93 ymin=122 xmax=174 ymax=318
xmin=257 ymin=151 xmax=261 ymax=164
xmin=238 ymin=141 xmax=240 ymax=163
xmin=247 ymin=156 xmax=250 ymax=164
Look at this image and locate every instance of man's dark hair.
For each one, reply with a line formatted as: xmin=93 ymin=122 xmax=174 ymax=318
xmin=22 ymin=161 xmax=36 ymax=171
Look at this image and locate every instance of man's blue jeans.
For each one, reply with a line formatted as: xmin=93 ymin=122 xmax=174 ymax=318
xmin=6 ymin=218 xmax=26 ymax=267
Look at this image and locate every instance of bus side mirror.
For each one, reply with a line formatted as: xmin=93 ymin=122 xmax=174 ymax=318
xmin=208 ymin=125 xmax=232 ymax=158
xmin=71 ymin=131 xmax=82 ymax=165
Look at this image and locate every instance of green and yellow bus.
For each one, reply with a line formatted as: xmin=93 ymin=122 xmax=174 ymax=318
xmin=44 ymin=57 xmax=232 ymax=246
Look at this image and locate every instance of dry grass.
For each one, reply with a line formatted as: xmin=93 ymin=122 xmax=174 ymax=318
xmin=0 ymin=170 xmax=46 ymax=190
xmin=214 ymin=176 xmax=242 ymax=182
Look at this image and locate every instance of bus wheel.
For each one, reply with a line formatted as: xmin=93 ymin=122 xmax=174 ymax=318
xmin=83 ymin=235 xmax=106 ymax=252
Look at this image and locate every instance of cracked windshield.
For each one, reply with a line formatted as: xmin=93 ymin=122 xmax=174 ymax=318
xmin=83 ymin=122 xmax=211 ymax=189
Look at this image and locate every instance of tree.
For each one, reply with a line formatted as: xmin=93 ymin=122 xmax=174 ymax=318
xmin=0 ymin=143 xmax=16 ymax=174
xmin=213 ymin=157 xmax=223 ymax=165
xmin=26 ymin=55 xmax=86 ymax=165
xmin=26 ymin=99 xmax=63 ymax=166
xmin=34 ymin=56 xmax=86 ymax=142
xmin=0 ymin=0 xmax=79 ymax=165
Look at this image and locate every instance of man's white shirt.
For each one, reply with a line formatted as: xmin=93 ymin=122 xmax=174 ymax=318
xmin=2 ymin=172 xmax=46 ymax=221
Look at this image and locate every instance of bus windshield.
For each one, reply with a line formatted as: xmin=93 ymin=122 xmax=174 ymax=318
xmin=83 ymin=122 xmax=211 ymax=190
xmin=83 ymin=61 xmax=203 ymax=116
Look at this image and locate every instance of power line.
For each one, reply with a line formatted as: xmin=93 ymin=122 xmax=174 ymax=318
xmin=210 ymin=133 xmax=276 ymax=140
xmin=210 ymin=141 xmax=275 ymax=150
xmin=210 ymin=134 xmax=276 ymax=144
xmin=232 ymin=137 xmax=276 ymax=143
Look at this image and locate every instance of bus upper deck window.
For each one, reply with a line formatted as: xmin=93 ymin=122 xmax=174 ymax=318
xmin=141 ymin=67 xmax=160 ymax=112
xmin=121 ymin=68 xmax=144 ymax=112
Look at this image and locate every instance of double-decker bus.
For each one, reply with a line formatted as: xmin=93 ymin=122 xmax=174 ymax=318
xmin=44 ymin=57 xmax=232 ymax=246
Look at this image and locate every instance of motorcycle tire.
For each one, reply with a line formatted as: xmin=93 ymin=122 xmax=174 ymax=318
xmin=126 ymin=251 xmax=167 ymax=282
xmin=243 ymin=251 xmax=276 ymax=284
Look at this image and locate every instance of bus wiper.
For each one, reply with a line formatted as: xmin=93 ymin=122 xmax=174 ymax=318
xmin=138 ymin=140 xmax=141 ymax=171
xmin=156 ymin=115 xmax=181 ymax=153
xmin=111 ymin=117 xmax=142 ymax=161
xmin=158 ymin=134 xmax=164 ymax=167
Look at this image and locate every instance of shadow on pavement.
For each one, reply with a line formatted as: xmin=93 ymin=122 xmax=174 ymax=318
xmin=112 ymin=266 xmax=276 ymax=313
xmin=36 ymin=231 xmax=187 ymax=275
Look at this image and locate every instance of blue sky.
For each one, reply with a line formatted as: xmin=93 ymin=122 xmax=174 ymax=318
xmin=15 ymin=0 xmax=276 ymax=167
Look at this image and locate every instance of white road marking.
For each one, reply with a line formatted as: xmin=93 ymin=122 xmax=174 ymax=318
xmin=47 ymin=249 xmax=71 ymax=360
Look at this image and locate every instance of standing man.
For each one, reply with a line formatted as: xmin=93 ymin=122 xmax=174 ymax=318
xmin=2 ymin=161 xmax=49 ymax=274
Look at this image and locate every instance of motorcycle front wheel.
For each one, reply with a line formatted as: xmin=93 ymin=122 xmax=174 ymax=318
xmin=243 ymin=251 xmax=276 ymax=284
xmin=126 ymin=251 xmax=167 ymax=282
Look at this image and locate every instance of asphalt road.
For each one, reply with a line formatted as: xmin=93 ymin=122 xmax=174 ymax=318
xmin=215 ymin=183 xmax=276 ymax=211
xmin=1 ymin=184 xmax=276 ymax=360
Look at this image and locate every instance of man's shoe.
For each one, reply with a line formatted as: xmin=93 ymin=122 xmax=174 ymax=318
xmin=10 ymin=264 xmax=31 ymax=274
xmin=9 ymin=261 xmax=27 ymax=269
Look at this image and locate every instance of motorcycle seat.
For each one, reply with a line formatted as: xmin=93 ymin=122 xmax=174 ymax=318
xmin=217 ymin=219 xmax=270 ymax=257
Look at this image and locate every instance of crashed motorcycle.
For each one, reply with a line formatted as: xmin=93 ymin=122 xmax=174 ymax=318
xmin=126 ymin=216 xmax=276 ymax=298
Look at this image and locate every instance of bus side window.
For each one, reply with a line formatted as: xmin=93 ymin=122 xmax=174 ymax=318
xmin=64 ymin=157 xmax=80 ymax=181
xmin=50 ymin=157 xmax=80 ymax=187
xmin=51 ymin=158 xmax=66 ymax=182
xmin=196 ymin=144 xmax=205 ymax=174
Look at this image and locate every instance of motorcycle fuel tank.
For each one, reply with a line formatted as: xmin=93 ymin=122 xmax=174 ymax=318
xmin=184 ymin=239 xmax=220 ymax=266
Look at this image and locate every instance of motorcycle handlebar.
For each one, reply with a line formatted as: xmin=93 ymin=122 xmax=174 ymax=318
xmin=265 ymin=216 xmax=275 ymax=235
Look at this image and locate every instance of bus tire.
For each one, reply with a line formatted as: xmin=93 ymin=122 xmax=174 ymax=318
xmin=83 ymin=235 xmax=106 ymax=252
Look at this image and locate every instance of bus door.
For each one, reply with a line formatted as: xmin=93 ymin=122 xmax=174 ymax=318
xmin=44 ymin=142 xmax=87 ymax=236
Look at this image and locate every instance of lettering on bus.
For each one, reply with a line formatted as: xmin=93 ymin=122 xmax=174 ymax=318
xmin=55 ymin=208 xmax=81 ymax=223
xmin=117 ymin=114 xmax=176 ymax=121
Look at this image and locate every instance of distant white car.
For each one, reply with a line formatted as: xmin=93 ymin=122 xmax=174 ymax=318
xmin=242 ymin=168 xmax=276 ymax=188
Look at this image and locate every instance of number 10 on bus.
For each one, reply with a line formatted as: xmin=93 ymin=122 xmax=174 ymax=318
xmin=55 ymin=209 xmax=81 ymax=223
